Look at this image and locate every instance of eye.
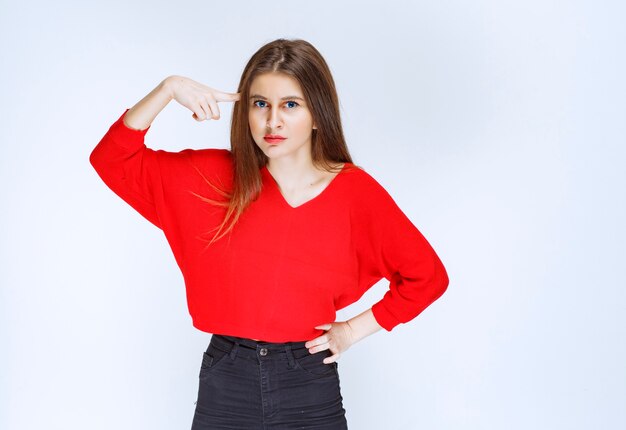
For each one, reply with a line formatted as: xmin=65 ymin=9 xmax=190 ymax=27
xmin=252 ymin=100 xmax=300 ymax=109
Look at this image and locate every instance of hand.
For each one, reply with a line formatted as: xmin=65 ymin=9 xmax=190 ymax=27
xmin=165 ymin=75 xmax=240 ymax=122
xmin=305 ymin=321 xmax=356 ymax=364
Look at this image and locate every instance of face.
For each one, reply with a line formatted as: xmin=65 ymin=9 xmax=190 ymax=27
xmin=248 ymin=72 xmax=317 ymax=164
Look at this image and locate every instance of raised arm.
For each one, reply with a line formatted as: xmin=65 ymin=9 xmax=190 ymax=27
xmin=89 ymin=76 xmax=240 ymax=229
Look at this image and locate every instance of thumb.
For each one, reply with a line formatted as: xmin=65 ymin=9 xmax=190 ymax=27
xmin=315 ymin=324 xmax=332 ymax=331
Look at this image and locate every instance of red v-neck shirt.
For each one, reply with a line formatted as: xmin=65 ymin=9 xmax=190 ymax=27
xmin=89 ymin=109 xmax=449 ymax=342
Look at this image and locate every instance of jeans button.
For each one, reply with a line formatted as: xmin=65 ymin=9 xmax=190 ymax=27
xmin=259 ymin=347 xmax=268 ymax=356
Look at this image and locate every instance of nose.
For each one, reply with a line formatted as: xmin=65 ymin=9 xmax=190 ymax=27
xmin=266 ymin=106 xmax=283 ymax=130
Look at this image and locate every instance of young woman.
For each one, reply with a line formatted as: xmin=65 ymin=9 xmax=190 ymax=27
xmin=90 ymin=38 xmax=449 ymax=429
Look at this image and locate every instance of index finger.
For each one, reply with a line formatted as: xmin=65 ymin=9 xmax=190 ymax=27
xmin=216 ymin=91 xmax=240 ymax=103
xmin=304 ymin=334 xmax=329 ymax=349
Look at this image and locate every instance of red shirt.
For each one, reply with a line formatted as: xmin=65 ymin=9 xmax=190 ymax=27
xmin=89 ymin=109 xmax=449 ymax=342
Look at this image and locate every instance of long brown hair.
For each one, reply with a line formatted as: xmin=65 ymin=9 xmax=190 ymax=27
xmin=195 ymin=38 xmax=358 ymax=248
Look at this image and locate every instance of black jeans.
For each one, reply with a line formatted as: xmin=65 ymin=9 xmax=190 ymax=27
xmin=191 ymin=334 xmax=348 ymax=429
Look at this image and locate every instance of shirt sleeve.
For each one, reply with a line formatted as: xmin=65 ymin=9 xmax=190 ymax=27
xmin=89 ymin=109 xmax=230 ymax=230
xmin=353 ymin=172 xmax=449 ymax=331
xmin=89 ymin=109 xmax=163 ymax=228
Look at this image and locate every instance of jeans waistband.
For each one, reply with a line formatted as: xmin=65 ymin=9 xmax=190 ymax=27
xmin=210 ymin=333 xmax=313 ymax=360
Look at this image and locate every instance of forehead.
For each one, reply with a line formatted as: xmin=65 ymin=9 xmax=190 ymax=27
xmin=249 ymin=72 xmax=303 ymax=97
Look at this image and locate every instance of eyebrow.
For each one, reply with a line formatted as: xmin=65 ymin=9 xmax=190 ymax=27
xmin=249 ymin=94 xmax=305 ymax=101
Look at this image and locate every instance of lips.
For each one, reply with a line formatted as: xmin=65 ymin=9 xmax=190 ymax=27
xmin=264 ymin=135 xmax=286 ymax=144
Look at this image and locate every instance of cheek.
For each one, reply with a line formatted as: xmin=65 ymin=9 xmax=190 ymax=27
xmin=248 ymin=114 xmax=261 ymax=133
xmin=296 ymin=116 xmax=315 ymax=132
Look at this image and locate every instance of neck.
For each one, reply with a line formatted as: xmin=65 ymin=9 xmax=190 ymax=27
xmin=266 ymin=157 xmax=320 ymax=191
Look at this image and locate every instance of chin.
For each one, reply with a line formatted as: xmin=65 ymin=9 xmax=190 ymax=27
xmin=264 ymin=151 xmax=284 ymax=159
xmin=262 ymin=144 xmax=287 ymax=154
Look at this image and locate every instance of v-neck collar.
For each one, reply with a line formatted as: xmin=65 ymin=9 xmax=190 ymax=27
xmin=261 ymin=163 xmax=349 ymax=210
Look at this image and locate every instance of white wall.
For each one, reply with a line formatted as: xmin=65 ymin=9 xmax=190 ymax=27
xmin=1 ymin=1 xmax=624 ymax=429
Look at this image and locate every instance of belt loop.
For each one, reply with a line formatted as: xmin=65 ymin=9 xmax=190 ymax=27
xmin=229 ymin=341 xmax=239 ymax=360
xmin=284 ymin=344 xmax=295 ymax=368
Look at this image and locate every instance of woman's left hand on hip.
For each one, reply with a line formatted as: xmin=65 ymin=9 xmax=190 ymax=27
xmin=305 ymin=321 xmax=355 ymax=364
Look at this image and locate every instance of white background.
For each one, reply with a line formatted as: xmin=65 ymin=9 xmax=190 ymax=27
xmin=1 ymin=1 xmax=625 ymax=429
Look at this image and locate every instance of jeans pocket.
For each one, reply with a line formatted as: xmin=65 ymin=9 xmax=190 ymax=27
xmin=198 ymin=343 xmax=230 ymax=380
xmin=294 ymin=349 xmax=337 ymax=377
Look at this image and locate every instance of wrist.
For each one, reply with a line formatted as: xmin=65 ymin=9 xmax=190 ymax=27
xmin=345 ymin=320 xmax=358 ymax=344
xmin=161 ymin=76 xmax=178 ymax=101
xmin=347 ymin=308 xmax=383 ymax=344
